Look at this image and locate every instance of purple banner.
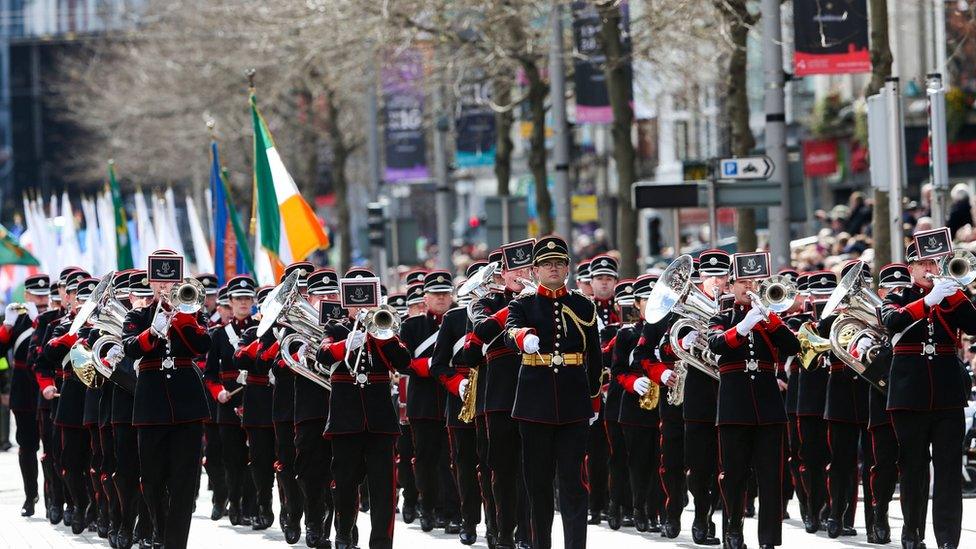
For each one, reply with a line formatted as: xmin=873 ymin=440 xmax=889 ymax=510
xmin=383 ymin=49 xmax=429 ymax=182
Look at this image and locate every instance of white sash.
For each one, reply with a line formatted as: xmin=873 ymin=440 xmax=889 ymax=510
xmin=452 ymin=335 xmax=466 ymax=358
xmin=224 ymin=323 xmax=241 ymax=349
xmin=414 ymin=331 xmax=439 ymax=358
xmin=14 ymin=327 xmax=34 ymax=356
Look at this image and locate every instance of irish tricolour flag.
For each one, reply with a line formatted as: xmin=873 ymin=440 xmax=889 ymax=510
xmin=250 ymin=92 xmax=329 ymax=284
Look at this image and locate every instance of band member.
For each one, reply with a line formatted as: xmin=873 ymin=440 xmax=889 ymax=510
xmin=576 ymin=260 xmax=592 ymax=297
xmin=674 ymin=249 xmax=730 ymax=546
xmin=431 ymin=264 xmax=483 ymax=545
xmin=859 ymin=262 xmax=911 ymax=545
xmin=468 ymin=240 xmax=535 ymax=549
xmin=397 ymin=281 xmax=424 ymax=524
xmin=237 ymin=306 xmax=275 ymax=531
xmin=708 ymin=253 xmax=798 ymax=549
xmin=611 ymin=276 xmax=662 ymax=533
xmin=586 ymin=254 xmax=621 ymax=527
xmin=796 ymin=271 xmax=837 ymax=533
xmin=112 ymin=271 xmax=153 ymax=548
xmin=399 ymin=270 xmax=461 ymax=533
xmin=36 ymin=269 xmax=91 ymax=535
xmin=316 ymin=267 xmax=411 ymax=549
xmin=819 ymin=260 xmax=873 ymax=538
xmin=783 ymin=273 xmax=812 ymax=525
xmin=202 ymin=283 xmax=228 ymax=522
xmin=504 ymin=235 xmax=603 ymax=549
xmin=123 ymin=250 xmax=212 ymax=549
xmin=203 ymin=274 xmax=257 ymax=528
xmin=0 ymin=273 xmax=49 ymax=517
xmin=882 ymin=239 xmax=976 ymax=549
xmin=197 ymin=273 xmax=219 ymax=322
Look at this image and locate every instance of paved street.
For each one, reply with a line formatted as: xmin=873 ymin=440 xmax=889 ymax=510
xmin=0 ymin=438 xmax=974 ymax=548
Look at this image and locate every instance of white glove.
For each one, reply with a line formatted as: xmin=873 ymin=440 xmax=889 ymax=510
xmin=854 ymin=337 xmax=873 ymax=357
xmin=589 ymin=412 xmax=600 ymax=426
xmin=633 ymin=376 xmax=651 ymax=396
xmin=236 ymin=370 xmax=248 ymax=385
xmin=459 ymin=379 xmax=470 ymax=400
xmin=660 ymin=369 xmax=673 ymax=386
xmin=150 ymin=311 xmax=169 ymax=337
xmin=924 ymin=279 xmax=957 ymax=307
xmin=217 ymin=389 xmax=231 ymax=404
xmin=106 ymin=345 xmax=124 ymax=365
xmin=346 ymin=330 xmax=367 ymax=351
xmin=522 ymin=333 xmax=540 ymax=354
xmin=680 ymin=330 xmax=699 ymax=350
xmin=25 ymin=302 xmax=38 ymax=321
xmin=3 ymin=304 xmax=18 ymax=326
xmin=736 ymin=307 xmax=765 ymax=336
xmin=42 ymin=385 xmax=57 ymax=400
xmin=297 ymin=343 xmax=308 ymax=365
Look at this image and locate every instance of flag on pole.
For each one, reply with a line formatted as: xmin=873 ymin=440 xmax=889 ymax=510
xmin=186 ymin=195 xmax=215 ymax=274
xmin=250 ymin=91 xmax=329 ymax=282
xmin=108 ymin=160 xmax=134 ymax=270
xmin=0 ymin=224 xmax=39 ymax=266
xmin=210 ymin=141 xmax=252 ymax=284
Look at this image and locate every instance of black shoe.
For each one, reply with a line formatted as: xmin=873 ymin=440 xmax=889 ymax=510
xmin=873 ymin=516 xmax=891 ymax=544
xmin=21 ymin=495 xmax=37 ymax=517
xmin=622 ymin=513 xmax=635 ymax=528
xmin=228 ymin=503 xmax=241 ymax=525
xmin=588 ymin=510 xmax=603 ymax=526
xmin=318 ymin=539 xmax=332 ymax=549
xmin=334 ymin=536 xmax=353 ymax=549
xmin=445 ymin=520 xmax=462 ymax=535
xmin=842 ymin=526 xmax=858 ymax=536
xmin=663 ymin=521 xmax=680 ymax=539
xmin=0 ymin=440 xmax=12 ymax=451
xmin=459 ymin=529 xmax=477 ymax=545
xmin=744 ymin=501 xmax=755 ymax=518
xmin=435 ymin=515 xmax=449 ymax=529
xmin=98 ymin=513 xmax=111 ymax=538
xmin=71 ymin=506 xmax=87 ymax=535
xmin=304 ymin=526 xmax=322 ymax=547
xmin=634 ymin=509 xmax=648 ymax=532
xmin=826 ymin=518 xmax=841 ymax=539
xmin=63 ymin=506 xmax=74 ymax=528
xmin=607 ymin=511 xmax=620 ymax=530
xmin=241 ymin=513 xmax=253 ymax=527
xmin=760 ymin=545 xmax=775 ymax=549
xmin=116 ymin=530 xmax=133 ymax=549
xmin=420 ymin=512 xmax=435 ymax=532
xmin=783 ymin=510 xmax=790 ymax=520
xmin=724 ymin=532 xmax=745 ymax=549
xmin=692 ymin=522 xmax=721 ymax=545
xmin=647 ymin=516 xmax=661 ymax=533
xmin=253 ymin=505 xmax=274 ymax=530
xmin=49 ymin=505 xmax=63 ymax=525
xmin=402 ymin=503 xmax=417 ymax=524
xmin=284 ymin=523 xmax=302 ymax=544
xmin=211 ymin=502 xmax=226 ymax=521
xmin=940 ymin=544 xmax=957 ymax=549
xmin=804 ymin=515 xmax=820 ymax=534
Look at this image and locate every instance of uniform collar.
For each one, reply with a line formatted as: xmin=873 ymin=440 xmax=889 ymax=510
xmin=427 ymin=311 xmax=444 ymax=324
xmin=911 ymin=282 xmax=929 ymax=295
xmin=537 ymin=284 xmax=568 ymax=299
xmin=231 ymin=316 xmax=250 ymax=328
xmin=595 ymin=297 xmax=614 ymax=308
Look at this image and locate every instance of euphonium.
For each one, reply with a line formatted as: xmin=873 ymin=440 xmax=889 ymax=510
xmin=69 ymin=341 xmax=101 ymax=389
xmin=666 ymin=361 xmax=687 ymax=406
xmin=829 ymin=315 xmax=888 ymax=392
xmin=458 ymin=368 xmax=479 ymax=423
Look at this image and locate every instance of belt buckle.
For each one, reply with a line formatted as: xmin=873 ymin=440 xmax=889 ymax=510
xmin=356 ymin=372 xmax=368 ymax=385
xmin=922 ymin=343 xmax=936 ymax=356
xmin=162 ymin=357 xmax=174 ymax=370
xmin=551 ymin=354 xmax=564 ymax=366
xmin=746 ymin=360 xmax=759 ymax=372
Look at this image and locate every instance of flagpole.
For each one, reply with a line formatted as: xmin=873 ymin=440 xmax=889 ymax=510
xmin=246 ymin=69 xmax=258 ymax=236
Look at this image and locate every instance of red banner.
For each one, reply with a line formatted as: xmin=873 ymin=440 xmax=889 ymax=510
xmin=802 ymin=140 xmax=838 ymax=177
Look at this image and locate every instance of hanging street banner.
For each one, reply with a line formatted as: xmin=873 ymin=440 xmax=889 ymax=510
xmin=455 ymin=73 xmax=496 ymax=168
xmin=802 ymin=139 xmax=839 ymax=177
xmin=793 ymin=0 xmax=871 ymax=76
xmin=571 ymin=1 xmax=632 ymax=124
xmin=383 ymin=48 xmax=429 ymax=182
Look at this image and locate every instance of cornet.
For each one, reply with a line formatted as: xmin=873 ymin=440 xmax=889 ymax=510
xmin=152 ymin=277 xmax=206 ymax=338
xmin=925 ymin=250 xmax=976 ymax=287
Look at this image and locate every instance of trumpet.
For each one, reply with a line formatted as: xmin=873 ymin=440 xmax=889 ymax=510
xmin=925 ymin=250 xmax=976 ymax=286
xmin=344 ymin=304 xmax=402 ymax=366
xmin=748 ymin=275 xmax=797 ymax=322
xmin=152 ymin=277 xmax=206 ymax=338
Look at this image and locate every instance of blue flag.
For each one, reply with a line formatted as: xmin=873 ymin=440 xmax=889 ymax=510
xmin=211 ymin=141 xmax=252 ymax=284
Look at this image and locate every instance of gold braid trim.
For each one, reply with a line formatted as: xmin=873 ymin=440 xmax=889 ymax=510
xmin=561 ymin=302 xmax=597 ymax=351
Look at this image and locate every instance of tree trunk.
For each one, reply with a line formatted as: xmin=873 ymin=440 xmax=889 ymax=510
xmin=326 ymin=91 xmax=352 ymax=272
xmin=494 ymin=75 xmax=514 ymax=197
xmin=867 ymin=0 xmax=893 ymax=270
xmin=720 ymin=0 xmax=758 ymax=251
xmin=598 ymin=2 xmax=638 ymax=278
xmin=523 ymin=60 xmax=553 ymax=235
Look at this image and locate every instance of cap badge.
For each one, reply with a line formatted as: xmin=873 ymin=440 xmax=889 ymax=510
xmin=38 ymin=279 xmax=46 ymax=287
xmin=709 ymin=258 xmax=717 ymax=265
xmin=547 ymin=241 xmax=556 ymax=249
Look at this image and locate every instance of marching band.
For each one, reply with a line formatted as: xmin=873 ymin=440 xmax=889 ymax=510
xmin=7 ymin=227 xmax=976 ymax=549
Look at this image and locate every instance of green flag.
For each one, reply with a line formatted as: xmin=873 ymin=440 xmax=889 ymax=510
xmin=108 ymin=160 xmax=134 ymax=270
xmin=0 ymin=225 xmax=39 ymax=266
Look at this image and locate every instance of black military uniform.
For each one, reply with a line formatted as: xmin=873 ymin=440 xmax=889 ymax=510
xmin=708 ymin=269 xmax=799 ymax=549
xmin=504 ymin=236 xmax=603 ymax=549
xmin=317 ymin=270 xmax=411 ymax=549
xmin=396 ymin=281 xmax=424 ymax=522
xmin=882 ymin=240 xmax=976 ymax=549
xmin=122 ymin=252 xmax=212 ymax=549
xmin=782 ymin=274 xmax=812 ymax=525
xmin=198 ymin=274 xmax=228 ymax=522
xmin=236 ymin=324 xmax=276 ymax=530
xmin=819 ymin=261 xmax=874 ymax=538
xmin=431 ymin=303 xmax=481 ymax=544
xmin=613 ymin=276 xmax=662 ymax=533
xmin=0 ymin=273 xmax=49 ymax=517
xmin=586 ymin=254 xmax=618 ymax=526
xmin=294 ymin=268 xmax=340 ymax=547
xmin=202 ymin=275 xmax=258 ymax=527
xmin=398 ymin=270 xmax=461 ymax=533
xmin=795 ymin=271 xmax=836 ymax=533
xmin=467 ymin=243 xmax=534 ymax=549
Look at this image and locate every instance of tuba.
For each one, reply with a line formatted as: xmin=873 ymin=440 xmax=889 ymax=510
xmin=646 ymin=255 xmax=721 ymax=381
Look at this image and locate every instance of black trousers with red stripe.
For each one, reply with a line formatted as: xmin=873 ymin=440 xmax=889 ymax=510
xmin=411 ymin=418 xmax=447 ymax=517
xmin=519 ymin=420 xmax=589 ymax=549
xmin=606 ymin=420 xmax=633 ymax=515
xmin=658 ymin=416 xmax=685 ymax=528
xmin=14 ymin=410 xmax=39 ymax=503
xmin=486 ymin=412 xmax=530 ymax=545
xmin=585 ymin=417 xmax=610 ymax=515
xmin=219 ymin=424 xmax=255 ymax=515
xmin=245 ymin=426 xmax=276 ymax=511
xmin=396 ymin=423 xmax=418 ymax=509
xmin=99 ymin=425 xmax=120 ymax=532
xmin=718 ymin=423 xmax=785 ymax=546
xmin=786 ymin=413 xmax=807 ymax=517
xmin=685 ymin=420 xmax=719 ymax=525
xmin=473 ymin=415 xmax=496 ymax=539
xmin=447 ymin=427 xmax=481 ymax=529
xmin=868 ymin=423 xmax=897 ymax=523
xmin=137 ymin=422 xmax=203 ymax=549
xmin=38 ymin=411 xmax=65 ymax=512
xmin=113 ymin=423 xmax=142 ymax=536
xmin=826 ymin=421 xmax=873 ymax=529
xmin=331 ymin=433 xmax=396 ymax=549
xmin=274 ymin=421 xmax=303 ymax=526
xmin=621 ymin=424 xmax=660 ymax=517
xmin=87 ymin=426 xmax=106 ymax=525
xmin=797 ymin=415 xmax=828 ymax=522
xmin=60 ymin=426 xmax=90 ymax=516
xmin=203 ymin=422 xmax=227 ymax=509
xmin=295 ymin=419 xmax=332 ymax=536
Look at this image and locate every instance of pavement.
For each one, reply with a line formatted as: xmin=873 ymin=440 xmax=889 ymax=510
xmin=1 ymin=436 xmax=976 ymax=548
